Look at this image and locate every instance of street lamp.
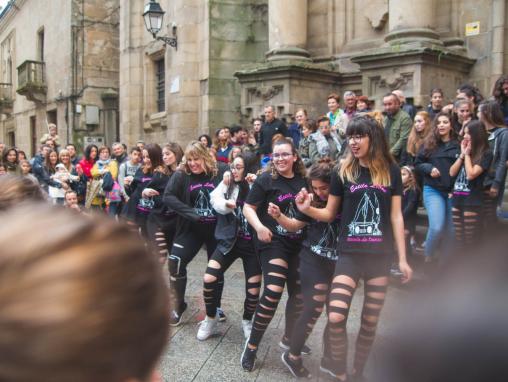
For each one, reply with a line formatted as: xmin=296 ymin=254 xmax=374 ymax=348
xmin=143 ymin=0 xmax=177 ymax=49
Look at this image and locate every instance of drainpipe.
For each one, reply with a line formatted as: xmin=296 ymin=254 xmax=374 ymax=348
xmin=491 ymin=0 xmax=505 ymax=87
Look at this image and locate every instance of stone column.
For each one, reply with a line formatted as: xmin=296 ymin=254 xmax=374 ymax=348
xmin=266 ymin=0 xmax=310 ymax=61
xmin=384 ymin=0 xmax=442 ymax=46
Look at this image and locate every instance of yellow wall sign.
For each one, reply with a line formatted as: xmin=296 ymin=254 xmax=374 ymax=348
xmin=465 ymin=21 xmax=480 ymax=36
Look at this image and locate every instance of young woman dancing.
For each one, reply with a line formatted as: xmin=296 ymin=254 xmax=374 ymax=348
xmin=267 ymin=159 xmax=339 ymax=378
xmin=296 ymin=116 xmax=412 ymax=381
xmin=197 ymin=153 xmax=262 ymax=341
xmin=163 ymin=141 xmax=226 ymax=326
xmin=241 ymin=137 xmax=308 ymax=372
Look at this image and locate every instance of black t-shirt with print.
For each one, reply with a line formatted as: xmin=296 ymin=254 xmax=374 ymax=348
xmin=296 ymin=211 xmax=341 ymax=261
xmin=189 ymin=172 xmax=217 ymax=223
xmin=245 ymin=171 xmax=307 ymax=241
xmin=330 ymin=163 xmax=403 ymax=256
xmin=452 ymin=150 xmax=493 ymax=207
xmin=235 ymin=182 xmax=253 ymax=241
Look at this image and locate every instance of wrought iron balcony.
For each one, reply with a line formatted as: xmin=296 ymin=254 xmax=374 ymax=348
xmin=16 ymin=60 xmax=46 ymax=103
xmin=0 ymin=83 xmax=13 ymax=114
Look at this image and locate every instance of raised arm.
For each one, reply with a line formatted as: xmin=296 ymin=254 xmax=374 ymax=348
xmin=295 ymin=188 xmax=340 ymax=223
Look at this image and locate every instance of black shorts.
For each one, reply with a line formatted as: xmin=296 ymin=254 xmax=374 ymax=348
xmin=334 ymin=252 xmax=391 ymax=281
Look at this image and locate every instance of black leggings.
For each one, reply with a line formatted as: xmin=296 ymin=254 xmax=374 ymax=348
xmin=328 ymin=253 xmax=390 ymax=376
xmin=452 ymin=205 xmax=481 ymax=253
xmin=248 ymin=238 xmax=303 ymax=348
xmin=203 ymin=239 xmax=261 ymax=320
xmin=168 ymin=223 xmax=222 ymax=310
xmin=146 ymin=213 xmax=178 ymax=260
xmin=289 ymin=249 xmax=335 ymax=357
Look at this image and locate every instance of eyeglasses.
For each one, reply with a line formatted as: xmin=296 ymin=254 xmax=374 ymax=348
xmin=347 ymin=135 xmax=365 ymax=143
xmin=272 ymin=152 xmax=293 ymax=160
xmin=230 ymin=165 xmax=244 ymax=172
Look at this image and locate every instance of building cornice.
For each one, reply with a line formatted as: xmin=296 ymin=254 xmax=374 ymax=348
xmin=0 ymin=0 xmax=26 ymax=35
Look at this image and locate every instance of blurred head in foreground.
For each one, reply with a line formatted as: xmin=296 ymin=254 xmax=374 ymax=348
xmin=0 ymin=174 xmax=46 ymax=211
xmin=0 ymin=204 xmax=169 ymax=382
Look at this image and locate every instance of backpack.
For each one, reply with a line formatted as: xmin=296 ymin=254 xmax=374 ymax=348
xmin=102 ymin=171 xmax=114 ymax=192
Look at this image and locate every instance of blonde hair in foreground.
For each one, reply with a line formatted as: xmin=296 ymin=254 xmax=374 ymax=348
xmin=339 ymin=115 xmax=394 ymax=186
xmin=183 ymin=140 xmax=218 ymax=176
xmin=0 ymin=203 xmax=169 ymax=382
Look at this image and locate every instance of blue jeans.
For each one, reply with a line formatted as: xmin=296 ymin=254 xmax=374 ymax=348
xmin=423 ymin=185 xmax=453 ymax=258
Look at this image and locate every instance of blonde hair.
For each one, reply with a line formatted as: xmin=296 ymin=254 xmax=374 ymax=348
xmin=183 ymin=140 xmax=218 ymax=177
xmin=0 ymin=204 xmax=169 ymax=382
xmin=58 ymin=149 xmax=73 ymax=172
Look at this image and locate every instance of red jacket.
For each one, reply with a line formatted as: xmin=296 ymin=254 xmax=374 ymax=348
xmin=78 ymin=158 xmax=95 ymax=179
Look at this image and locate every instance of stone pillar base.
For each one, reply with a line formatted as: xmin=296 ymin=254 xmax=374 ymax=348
xmin=235 ymin=61 xmax=347 ymax=123
xmin=351 ymin=46 xmax=476 ymax=109
xmin=385 ymin=28 xmax=443 ymax=47
xmin=266 ymin=47 xmax=311 ymax=62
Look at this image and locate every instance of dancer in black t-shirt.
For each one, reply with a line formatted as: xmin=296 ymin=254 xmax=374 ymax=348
xmin=267 ymin=159 xmax=339 ymax=379
xmin=241 ymin=138 xmax=307 ymax=372
xmin=163 ymin=142 xmax=225 ymax=326
xmin=450 ymin=121 xmax=492 ymax=252
xmin=197 ymin=154 xmax=262 ymax=342
xmin=296 ymin=116 xmax=412 ymax=382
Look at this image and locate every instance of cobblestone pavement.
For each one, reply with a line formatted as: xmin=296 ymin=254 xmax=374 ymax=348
xmin=158 ymin=251 xmax=412 ymax=382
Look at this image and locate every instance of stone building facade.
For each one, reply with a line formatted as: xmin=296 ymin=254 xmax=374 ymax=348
xmin=119 ymin=0 xmax=508 ymax=147
xmin=0 ymin=0 xmax=119 ymax=156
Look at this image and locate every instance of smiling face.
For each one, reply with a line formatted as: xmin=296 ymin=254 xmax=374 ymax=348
xmin=230 ymin=157 xmax=245 ymax=182
xmin=357 ymin=100 xmax=368 ymax=111
xmin=311 ymin=179 xmax=330 ymax=201
xmin=186 ymin=155 xmax=205 ymax=175
xmin=436 ymin=115 xmax=452 ymax=139
xmin=90 ymin=147 xmax=98 ymax=160
xmin=6 ymin=150 xmax=17 ymax=163
xmin=348 ymin=134 xmax=370 ymax=161
xmin=163 ymin=148 xmax=176 ymax=168
xmin=218 ymin=128 xmax=230 ymax=142
xmin=49 ymin=151 xmax=58 ymax=166
xmin=272 ymin=143 xmax=296 ymax=177
xmin=295 ymin=110 xmax=307 ymax=126
xmin=344 ymin=95 xmax=357 ymax=109
xmin=112 ymin=144 xmax=124 ymax=158
xmin=327 ymin=98 xmax=339 ymax=113
xmin=59 ymin=152 xmax=71 ymax=165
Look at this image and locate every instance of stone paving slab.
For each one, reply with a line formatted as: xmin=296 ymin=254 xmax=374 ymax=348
xmin=159 ymin=250 xmax=411 ymax=381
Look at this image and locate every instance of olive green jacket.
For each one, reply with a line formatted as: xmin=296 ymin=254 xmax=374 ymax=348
xmin=383 ymin=109 xmax=412 ymax=160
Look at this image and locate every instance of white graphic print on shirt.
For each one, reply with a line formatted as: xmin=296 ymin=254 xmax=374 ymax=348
xmin=275 ymin=200 xmax=303 ymax=237
xmin=310 ymin=223 xmax=338 ymax=259
xmin=194 ymin=189 xmax=214 ymax=217
xmin=347 ymin=191 xmax=382 ymax=242
xmin=453 ymin=167 xmax=471 ymax=195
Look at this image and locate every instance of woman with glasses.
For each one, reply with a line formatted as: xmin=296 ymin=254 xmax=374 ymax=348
xmin=241 ymin=137 xmax=308 ymax=372
xmin=197 ymin=153 xmax=262 ymax=341
xmin=296 ymin=116 xmax=412 ymax=381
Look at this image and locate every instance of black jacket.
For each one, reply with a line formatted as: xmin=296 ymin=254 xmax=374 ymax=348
xmin=415 ymin=140 xmax=460 ymax=192
xmin=259 ymin=118 xmax=287 ymax=154
xmin=484 ymin=127 xmax=508 ymax=203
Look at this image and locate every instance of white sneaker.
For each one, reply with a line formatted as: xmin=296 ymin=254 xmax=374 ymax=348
xmin=197 ymin=316 xmax=219 ymax=341
xmin=241 ymin=319 xmax=252 ymax=339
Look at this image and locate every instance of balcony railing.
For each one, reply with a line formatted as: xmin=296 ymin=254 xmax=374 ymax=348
xmin=0 ymin=83 xmax=13 ymax=114
xmin=17 ymin=60 xmax=46 ymax=103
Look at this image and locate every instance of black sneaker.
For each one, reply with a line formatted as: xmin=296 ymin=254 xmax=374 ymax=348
xmin=169 ymin=302 xmax=187 ymax=327
xmin=279 ymin=337 xmax=312 ymax=355
xmin=217 ymin=307 xmax=227 ymax=322
xmin=281 ymin=351 xmax=311 ymax=379
xmin=240 ymin=341 xmax=257 ymax=372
